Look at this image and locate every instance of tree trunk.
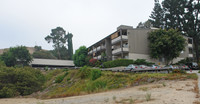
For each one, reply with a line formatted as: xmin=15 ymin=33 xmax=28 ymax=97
xmin=193 ymin=37 xmax=199 ymax=63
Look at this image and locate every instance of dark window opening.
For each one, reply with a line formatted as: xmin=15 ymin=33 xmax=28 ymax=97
xmin=188 ymin=38 xmax=192 ymax=44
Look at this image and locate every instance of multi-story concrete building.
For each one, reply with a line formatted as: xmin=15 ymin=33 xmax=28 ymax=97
xmin=87 ymin=25 xmax=193 ymax=65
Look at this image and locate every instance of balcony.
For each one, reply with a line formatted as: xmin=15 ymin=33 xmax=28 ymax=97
xmin=97 ymin=46 xmax=101 ymax=51
xmin=189 ymin=54 xmax=193 ymax=57
xmin=111 ymin=35 xmax=128 ymax=44
xmin=112 ymin=47 xmax=129 ymax=55
xmin=101 ymin=45 xmax=105 ymax=50
xmin=88 ymin=50 xmax=93 ymax=55
xmin=188 ymin=44 xmax=193 ymax=48
xmin=97 ymin=55 xmax=101 ymax=59
xmin=92 ymin=49 xmax=96 ymax=52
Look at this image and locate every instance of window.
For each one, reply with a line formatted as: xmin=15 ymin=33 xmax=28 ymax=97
xmin=189 ymin=48 xmax=193 ymax=54
xmin=188 ymin=38 xmax=193 ymax=44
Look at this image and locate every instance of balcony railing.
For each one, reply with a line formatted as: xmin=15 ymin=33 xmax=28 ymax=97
xmin=97 ymin=55 xmax=101 ymax=59
xmin=111 ymin=35 xmax=128 ymax=44
xmin=97 ymin=46 xmax=101 ymax=51
xmin=189 ymin=54 xmax=193 ymax=57
xmin=88 ymin=50 xmax=93 ymax=54
xmin=188 ymin=44 xmax=193 ymax=48
xmin=112 ymin=47 xmax=129 ymax=55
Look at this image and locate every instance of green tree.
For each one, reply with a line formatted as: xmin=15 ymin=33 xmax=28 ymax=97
xmin=34 ymin=45 xmax=42 ymax=51
xmin=0 ymin=46 xmax=32 ymax=67
xmin=73 ymin=46 xmax=87 ymax=67
xmin=136 ymin=20 xmax=152 ymax=28
xmin=32 ymin=50 xmax=57 ymax=59
xmin=45 ymin=27 xmax=68 ymax=59
xmin=162 ymin=0 xmax=187 ymax=31
xmin=50 ymin=46 xmax=69 ymax=60
xmin=148 ymin=29 xmax=186 ymax=64
xmin=67 ymin=33 xmax=73 ymax=60
xmin=149 ymin=0 xmax=200 ymax=62
xmin=149 ymin=0 xmax=164 ymax=28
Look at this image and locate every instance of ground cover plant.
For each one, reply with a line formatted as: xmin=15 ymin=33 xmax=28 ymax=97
xmin=38 ymin=66 xmax=198 ymax=99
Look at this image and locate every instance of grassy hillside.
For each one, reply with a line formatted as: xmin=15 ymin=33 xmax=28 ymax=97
xmin=37 ymin=66 xmax=197 ymax=99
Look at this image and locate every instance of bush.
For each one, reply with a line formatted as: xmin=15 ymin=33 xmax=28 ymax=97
xmin=79 ymin=66 xmax=101 ymax=80
xmin=55 ymin=75 xmax=65 ymax=83
xmin=172 ymin=69 xmax=186 ymax=74
xmin=89 ymin=58 xmax=98 ymax=66
xmin=55 ymin=71 xmax=69 ymax=83
xmin=85 ymin=80 xmax=107 ymax=92
xmin=102 ymin=59 xmax=134 ymax=68
xmin=0 ymin=67 xmax=45 ymax=97
xmin=91 ymin=69 xmax=101 ymax=80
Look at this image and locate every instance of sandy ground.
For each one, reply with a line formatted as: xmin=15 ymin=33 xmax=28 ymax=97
xmin=0 ymin=79 xmax=199 ymax=104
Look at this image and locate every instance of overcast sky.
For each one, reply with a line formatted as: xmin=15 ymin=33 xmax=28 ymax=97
xmin=0 ymin=0 xmax=155 ymax=51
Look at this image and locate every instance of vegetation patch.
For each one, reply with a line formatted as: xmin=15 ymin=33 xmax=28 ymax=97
xmin=37 ymin=66 xmax=198 ymax=99
xmin=0 ymin=66 xmax=45 ymax=98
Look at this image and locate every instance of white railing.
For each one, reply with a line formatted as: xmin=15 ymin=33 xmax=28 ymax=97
xmin=111 ymin=35 xmax=128 ymax=44
xmin=188 ymin=44 xmax=193 ymax=47
xmin=97 ymin=55 xmax=101 ymax=59
xmin=88 ymin=51 xmax=93 ymax=54
xmin=112 ymin=47 xmax=129 ymax=55
xmin=97 ymin=46 xmax=101 ymax=51
xmin=189 ymin=54 xmax=193 ymax=57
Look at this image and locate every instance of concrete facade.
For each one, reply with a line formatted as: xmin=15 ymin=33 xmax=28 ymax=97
xmin=87 ymin=25 xmax=193 ymax=65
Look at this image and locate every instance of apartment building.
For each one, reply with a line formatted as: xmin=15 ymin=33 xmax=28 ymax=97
xmin=87 ymin=25 xmax=193 ymax=65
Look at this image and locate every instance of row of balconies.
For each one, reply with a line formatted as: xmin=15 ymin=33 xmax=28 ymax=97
xmin=111 ymin=35 xmax=128 ymax=44
xmin=88 ymin=45 xmax=105 ymax=55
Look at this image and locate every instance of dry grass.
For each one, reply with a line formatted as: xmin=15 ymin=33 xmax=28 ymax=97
xmin=176 ymin=88 xmax=183 ymax=91
xmin=138 ymin=87 xmax=149 ymax=91
xmin=151 ymin=85 xmax=162 ymax=88
xmin=186 ymin=83 xmax=192 ymax=86
xmin=115 ymin=98 xmax=139 ymax=104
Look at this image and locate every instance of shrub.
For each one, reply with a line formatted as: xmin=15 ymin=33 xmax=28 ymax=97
xmin=55 ymin=75 xmax=65 ymax=83
xmin=0 ymin=67 xmax=45 ymax=97
xmin=91 ymin=69 xmax=101 ymax=80
xmin=55 ymin=71 xmax=69 ymax=83
xmin=89 ymin=58 xmax=98 ymax=66
xmin=79 ymin=66 xmax=92 ymax=79
xmin=85 ymin=80 xmax=107 ymax=92
xmin=172 ymin=69 xmax=186 ymax=74
xmin=145 ymin=93 xmax=151 ymax=101
xmin=0 ymin=87 xmax=17 ymax=98
xmin=79 ymin=66 xmax=101 ymax=80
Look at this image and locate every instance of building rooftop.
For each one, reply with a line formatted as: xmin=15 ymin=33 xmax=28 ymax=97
xmin=30 ymin=58 xmax=74 ymax=67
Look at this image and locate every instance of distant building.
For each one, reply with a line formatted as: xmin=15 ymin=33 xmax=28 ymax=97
xmin=87 ymin=25 xmax=193 ymax=65
xmin=30 ymin=58 xmax=74 ymax=69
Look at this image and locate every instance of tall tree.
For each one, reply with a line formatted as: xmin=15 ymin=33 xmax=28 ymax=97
xmin=45 ymin=27 xmax=67 ymax=59
xmin=149 ymin=0 xmax=164 ymax=28
xmin=183 ymin=0 xmax=200 ymax=62
xmin=136 ymin=20 xmax=152 ymax=28
xmin=162 ymin=0 xmax=187 ymax=31
xmin=148 ymin=29 xmax=186 ymax=65
xmin=66 ymin=33 xmax=73 ymax=60
xmin=149 ymin=0 xmax=200 ymax=62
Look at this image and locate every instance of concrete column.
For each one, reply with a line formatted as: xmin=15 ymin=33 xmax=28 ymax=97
xmin=105 ymin=38 xmax=112 ymax=61
xmin=120 ymin=29 xmax=123 ymax=58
